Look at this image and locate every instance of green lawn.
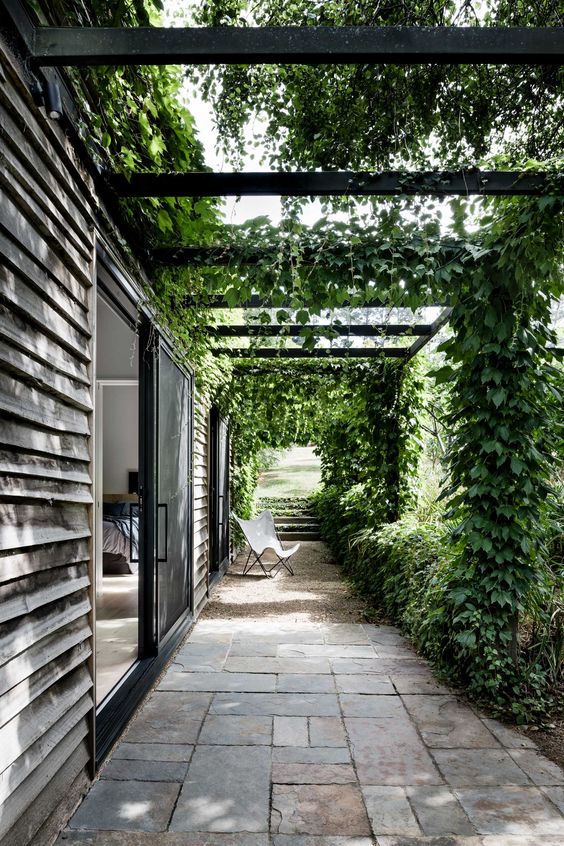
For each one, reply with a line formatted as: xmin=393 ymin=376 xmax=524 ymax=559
xmin=256 ymin=446 xmax=322 ymax=499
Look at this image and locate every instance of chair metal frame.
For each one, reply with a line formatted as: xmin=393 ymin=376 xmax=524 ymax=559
xmin=233 ymin=510 xmax=299 ymax=577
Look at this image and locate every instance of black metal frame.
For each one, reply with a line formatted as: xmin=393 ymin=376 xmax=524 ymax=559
xmin=114 ymin=171 xmax=562 ymax=198
xmin=211 ymin=347 xmax=409 ymax=358
xmin=210 ymin=324 xmax=433 ymax=337
xmin=183 ymin=294 xmax=445 ymax=309
xmin=241 ymin=547 xmax=295 ymax=578
xmin=153 ymin=245 xmax=460 ymax=267
xmin=242 ymin=547 xmax=272 ymax=578
xmin=209 ymin=406 xmax=231 ymax=576
xmin=155 ymin=337 xmax=195 ymax=642
xmin=31 ymin=25 xmax=564 ymax=66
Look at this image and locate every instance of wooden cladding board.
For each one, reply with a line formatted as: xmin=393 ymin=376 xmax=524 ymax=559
xmin=0 ymin=39 xmax=94 ymax=846
xmin=193 ymin=399 xmax=209 ymax=617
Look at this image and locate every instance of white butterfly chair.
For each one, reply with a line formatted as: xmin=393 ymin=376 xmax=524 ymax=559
xmin=233 ymin=510 xmax=300 ymax=577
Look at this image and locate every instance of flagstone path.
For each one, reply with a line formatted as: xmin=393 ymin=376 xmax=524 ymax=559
xmin=57 ymin=542 xmax=564 ymax=846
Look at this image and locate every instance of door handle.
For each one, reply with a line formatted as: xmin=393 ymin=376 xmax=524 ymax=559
xmin=129 ymin=503 xmax=139 ymax=563
xmin=158 ymin=502 xmax=168 ymax=562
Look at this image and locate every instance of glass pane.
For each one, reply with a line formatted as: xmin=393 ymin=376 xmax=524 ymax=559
xmin=95 ymin=294 xmax=140 ymax=705
xmin=218 ymin=417 xmax=230 ymax=564
xmin=157 ymin=348 xmax=191 ymax=639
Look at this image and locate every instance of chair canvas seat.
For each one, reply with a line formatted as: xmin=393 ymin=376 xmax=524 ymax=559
xmin=233 ymin=510 xmax=300 ymax=576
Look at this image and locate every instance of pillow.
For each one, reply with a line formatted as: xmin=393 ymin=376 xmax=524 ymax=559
xmin=103 ymin=501 xmax=128 ymax=517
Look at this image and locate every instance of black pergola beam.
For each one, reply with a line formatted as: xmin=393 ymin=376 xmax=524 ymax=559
xmin=189 ymin=295 xmax=376 ymax=308
xmin=210 ymin=324 xmax=432 ymax=337
xmin=184 ymin=294 xmax=446 ymax=309
xmin=186 ymin=295 xmax=445 ymax=309
xmin=32 ymin=26 xmax=564 ymax=67
xmin=116 ymin=171 xmax=561 ymax=199
xmin=155 ymin=243 xmax=462 ymax=267
xmin=211 ymin=347 xmax=407 ymax=359
xmin=407 ymin=307 xmax=453 ymax=359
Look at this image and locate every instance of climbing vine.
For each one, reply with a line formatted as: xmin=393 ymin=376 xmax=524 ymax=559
xmin=194 ymin=1 xmax=563 ymax=170
xmin=428 ymin=195 xmax=564 ymax=713
xmin=26 ymin=0 xmax=221 ymax=246
xmin=214 ymin=358 xmax=424 ymax=531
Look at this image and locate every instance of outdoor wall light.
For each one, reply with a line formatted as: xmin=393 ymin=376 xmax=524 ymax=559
xmin=44 ymin=80 xmax=63 ymax=120
xmin=30 ymin=79 xmax=63 ymax=119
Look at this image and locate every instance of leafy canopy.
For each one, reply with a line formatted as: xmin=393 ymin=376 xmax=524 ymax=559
xmin=195 ymin=0 xmax=563 ymax=170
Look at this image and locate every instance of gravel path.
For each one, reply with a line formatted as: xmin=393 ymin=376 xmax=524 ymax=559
xmin=201 ymin=541 xmax=369 ymax=625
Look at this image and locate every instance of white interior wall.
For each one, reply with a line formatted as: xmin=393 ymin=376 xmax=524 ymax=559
xmin=102 ymin=385 xmax=139 ymax=494
xmin=96 ymin=296 xmax=139 ymax=379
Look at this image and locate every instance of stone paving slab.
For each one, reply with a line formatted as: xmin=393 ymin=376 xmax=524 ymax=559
xmin=480 ymin=718 xmax=537 ymax=749
xmin=125 ymin=692 xmax=211 ymax=744
xmin=172 ymin=642 xmax=231 ymax=672
xmin=271 ymin=784 xmax=372 ymax=836
xmin=228 ymin=640 xmax=279 ymax=657
xmin=176 ymin=642 xmax=231 ymax=656
xmin=100 ymin=759 xmax=189 ymax=782
xmin=365 ymin=642 xmax=416 ymax=658
xmin=401 ymin=696 xmax=500 ymax=749
xmin=58 ymin=835 xmax=270 ymax=845
xmin=272 ymin=834 xmax=374 ymax=846
xmin=273 ymin=747 xmax=352 ymax=764
xmin=375 ymin=838 xmax=564 ymax=846
xmin=170 ymin=745 xmax=271 ymax=832
xmin=187 ymin=631 xmax=234 ymax=645
xmin=362 ymin=786 xmax=420 ymax=836
xmin=277 ymin=673 xmax=337 ymax=693
xmin=274 ymin=715 xmax=309 ymax=746
xmin=170 ymin=658 xmax=225 ymax=673
xmin=406 ymin=786 xmax=475 ymax=836
xmin=391 ymin=677 xmax=455 ymax=695
xmin=335 ymin=675 xmax=394 ymax=695
xmin=113 ymin=743 xmax=194 ymax=762
xmin=346 ymin=717 xmax=443 ymax=786
xmin=68 ymin=780 xmax=180 ymax=832
xmin=278 ymin=644 xmax=377 ymax=658
xmin=224 ymin=657 xmax=332 ymax=674
xmin=541 ymin=785 xmax=564 ymax=813
xmin=198 ymin=714 xmax=273 ymax=745
xmin=431 ymin=748 xmax=531 ymax=786
xmin=455 ymin=786 xmax=564 ymax=835
xmin=375 ymin=838 xmax=483 ymax=846
xmin=339 ymin=694 xmax=407 ymax=719
xmin=210 ymin=692 xmax=341 ymax=717
xmin=332 ymin=658 xmax=431 ymax=676
xmin=322 ymin=624 xmax=372 ymax=644
xmin=231 ymin=630 xmax=325 ymax=644
xmin=272 ymin=762 xmax=357 ymax=784
xmin=159 ymin=671 xmax=276 ymax=692
xmin=308 ymin=716 xmax=348 ymax=747
xmin=272 ymin=837 xmax=374 ymax=846
xmin=507 ymin=749 xmax=564 ymax=785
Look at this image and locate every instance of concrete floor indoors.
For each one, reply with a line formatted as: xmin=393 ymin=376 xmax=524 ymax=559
xmin=96 ymin=573 xmax=139 ymax=703
xmin=58 ymin=542 xmax=564 ymax=846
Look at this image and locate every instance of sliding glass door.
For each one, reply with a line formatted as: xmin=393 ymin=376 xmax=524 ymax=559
xmin=157 ymin=343 xmax=193 ymax=641
xmin=209 ymin=406 xmax=230 ymax=574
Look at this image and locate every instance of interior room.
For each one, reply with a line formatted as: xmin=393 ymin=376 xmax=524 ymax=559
xmin=95 ymin=294 xmax=140 ymax=704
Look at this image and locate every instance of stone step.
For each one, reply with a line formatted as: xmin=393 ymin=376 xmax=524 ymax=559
xmin=278 ymin=531 xmax=321 ymax=541
xmin=274 ymin=515 xmax=318 ymax=524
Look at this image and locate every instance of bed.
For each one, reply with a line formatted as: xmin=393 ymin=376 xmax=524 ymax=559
xmin=103 ymin=500 xmax=139 ymax=574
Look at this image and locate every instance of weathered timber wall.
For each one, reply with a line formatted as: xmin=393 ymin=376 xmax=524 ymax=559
xmin=0 ymin=37 xmax=95 ymax=846
xmin=193 ymin=397 xmax=209 ymax=616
